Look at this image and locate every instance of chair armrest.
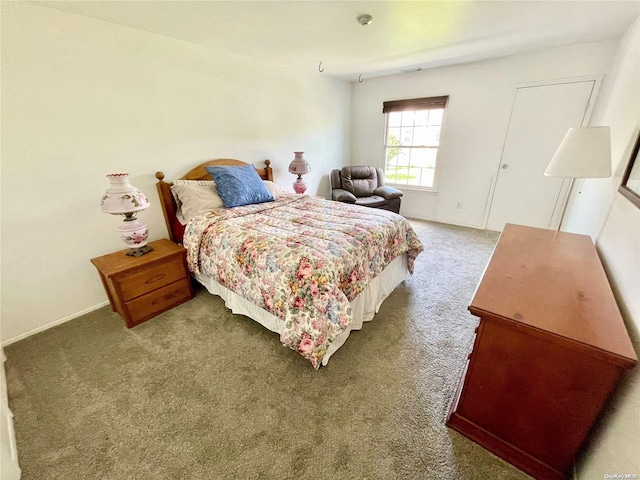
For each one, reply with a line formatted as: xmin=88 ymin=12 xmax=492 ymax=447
xmin=332 ymin=188 xmax=357 ymax=203
xmin=374 ymin=185 xmax=403 ymax=199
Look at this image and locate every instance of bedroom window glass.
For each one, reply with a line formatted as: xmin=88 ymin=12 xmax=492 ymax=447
xmin=383 ymin=96 xmax=449 ymax=191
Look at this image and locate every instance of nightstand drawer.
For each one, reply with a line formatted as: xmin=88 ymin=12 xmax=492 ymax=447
xmin=116 ymin=256 xmax=186 ymax=301
xmin=122 ymin=278 xmax=192 ymax=327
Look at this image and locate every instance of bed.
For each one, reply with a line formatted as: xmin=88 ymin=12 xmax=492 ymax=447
xmin=155 ymin=159 xmax=423 ymax=368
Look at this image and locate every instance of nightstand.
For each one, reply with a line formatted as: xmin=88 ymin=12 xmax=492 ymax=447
xmin=91 ymin=239 xmax=194 ymax=328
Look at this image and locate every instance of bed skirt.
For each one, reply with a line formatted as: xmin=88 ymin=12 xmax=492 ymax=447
xmin=192 ymin=254 xmax=408 ymax=366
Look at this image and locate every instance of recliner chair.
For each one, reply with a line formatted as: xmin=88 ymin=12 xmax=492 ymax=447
xmin=330 ymin=166 xmax=403 ymax=214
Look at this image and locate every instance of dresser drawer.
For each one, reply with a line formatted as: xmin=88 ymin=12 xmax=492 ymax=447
xmin=115 ymin=255 xmax=186 ymax=301
xmin=122 ymin=278 xmax=192 ymax=327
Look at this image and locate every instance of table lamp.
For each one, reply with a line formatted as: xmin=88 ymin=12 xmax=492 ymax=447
xmin=288 ymin=152 xmax=311 ymax=194
xmin=101 ymin=173 xmax=154 ymax=256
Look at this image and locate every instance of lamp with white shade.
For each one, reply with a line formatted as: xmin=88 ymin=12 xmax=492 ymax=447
xmin=101 ymin=173 xmax=154 ymax=256
xmin=288 ymin=151 xmax=311 ymax=194
xmin=544 ymin=126 xmax=612 ymax=230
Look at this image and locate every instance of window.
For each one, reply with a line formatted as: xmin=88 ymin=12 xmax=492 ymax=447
xmin=383 ymin=96 xmax=448 ymax=190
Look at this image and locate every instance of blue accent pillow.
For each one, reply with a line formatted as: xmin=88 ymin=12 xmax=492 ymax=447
xmin=205 ymin=164 xmax=274 ymax=208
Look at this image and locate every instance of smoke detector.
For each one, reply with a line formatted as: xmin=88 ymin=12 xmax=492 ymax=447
xmin=357 ymin=14 xmax=373 ymax=26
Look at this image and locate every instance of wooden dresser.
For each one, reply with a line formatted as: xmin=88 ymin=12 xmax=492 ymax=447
xmin=447 ymin=224 xmax=637 ymax=480
xmin=91 ymin=239 xmax=194 ymax=328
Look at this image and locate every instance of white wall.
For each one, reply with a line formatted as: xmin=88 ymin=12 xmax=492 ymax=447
xmin=350 ymin=41 xmax=618 ymax=227
xmin=566 ymin=17 xmax=640 ymax=479
xmin=0 ymin=2 xmax=351 ymax=343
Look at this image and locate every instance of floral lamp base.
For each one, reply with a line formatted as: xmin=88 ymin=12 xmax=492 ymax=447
xmin=293 ymin=177 xmax=307 ymax=194
xmin=118 ymin=217 xmax=154 ymax=256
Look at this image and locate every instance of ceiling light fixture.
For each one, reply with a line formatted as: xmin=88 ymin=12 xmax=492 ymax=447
xmin=357 ymin=14 xmax=373 ymax=26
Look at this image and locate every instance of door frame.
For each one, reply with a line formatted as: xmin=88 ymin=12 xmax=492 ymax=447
xmin=482 ymin=75 xmax=603 ymax=230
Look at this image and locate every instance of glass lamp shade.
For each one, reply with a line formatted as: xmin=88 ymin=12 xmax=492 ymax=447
xmin=288 ymin=152 xmax=311 ymax=194
xmin=101 ymin=173 xmax=150 ymax=214
xmin=101 ymin=173 xmax=153 ymax=256
xmin=288 ymin=152 xmax=311 ymax=176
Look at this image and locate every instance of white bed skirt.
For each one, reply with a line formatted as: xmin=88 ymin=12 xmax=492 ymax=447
xmin=192 ymin=254 xmax=408 ymax=366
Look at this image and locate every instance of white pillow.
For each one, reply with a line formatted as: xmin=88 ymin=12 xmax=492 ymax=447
xmin=263 ymin=180 xmax=284 ymax=199
xmin=170 ymin=180 xmax=224 ymax=224
xmin=172 ymin=179 xmax=216 ymax=186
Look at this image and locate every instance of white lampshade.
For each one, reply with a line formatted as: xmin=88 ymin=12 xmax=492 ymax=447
xmin=101 ymin=173 xmax=150 ymax=214
xmin=544 ymin=127 xmax=612 ymax=178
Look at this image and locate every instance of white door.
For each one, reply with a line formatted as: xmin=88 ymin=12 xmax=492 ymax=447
xmin=486 ymin=80 xmax=596 ymax=232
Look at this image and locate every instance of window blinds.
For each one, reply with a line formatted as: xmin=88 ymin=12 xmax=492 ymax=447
xmin=382 ymin=96 xmax=449 ymax=113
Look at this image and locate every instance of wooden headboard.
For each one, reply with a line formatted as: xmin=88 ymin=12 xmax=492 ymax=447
xmin=155 ymin=159 xmax=273 ymax=245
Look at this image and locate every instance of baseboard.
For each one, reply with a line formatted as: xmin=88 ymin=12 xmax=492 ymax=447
xmin=1 ymin=301 xmax=109 ymax=347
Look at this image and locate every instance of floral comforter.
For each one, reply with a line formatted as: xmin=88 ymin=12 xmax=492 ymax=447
xmin=184 ymin=195 xmax=423 ymax=368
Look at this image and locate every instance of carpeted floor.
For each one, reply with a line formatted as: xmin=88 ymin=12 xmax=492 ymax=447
xmin=5 ymin=219 xmax=532 ymax=480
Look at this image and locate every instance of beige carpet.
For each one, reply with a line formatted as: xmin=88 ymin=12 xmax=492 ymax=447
xmin=5 ymin=219 xmax=532 ymax=480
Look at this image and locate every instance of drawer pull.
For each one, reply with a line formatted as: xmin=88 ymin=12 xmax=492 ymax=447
xmin=151 ymin=290 xmax=181 ymax=305
xmin=145 ymin=274 xmax=167 ymax=285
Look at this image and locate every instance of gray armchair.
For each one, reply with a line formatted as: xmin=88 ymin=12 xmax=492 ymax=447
xmin=330 ymin=166 xmax=403 ymax=214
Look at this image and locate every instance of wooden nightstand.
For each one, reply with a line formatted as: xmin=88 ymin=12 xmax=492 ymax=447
xmin=91 ymin=239 xmax=194 ymax=328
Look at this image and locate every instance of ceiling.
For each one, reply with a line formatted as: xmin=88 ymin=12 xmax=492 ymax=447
xmin=33 ymin=1 xmax=640 ymax=82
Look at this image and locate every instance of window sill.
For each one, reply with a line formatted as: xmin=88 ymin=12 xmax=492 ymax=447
xmin=389 ymin=185 xmax=439 ymax=194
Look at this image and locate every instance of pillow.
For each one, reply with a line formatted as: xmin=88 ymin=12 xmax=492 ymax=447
xmin=170 ymin=181 xmax=224 ymax=224
xmin=172 ymin=179 xmax=215 ymax=186
xmin=263 ymin=180 xmax=284 ymax=199
xmin=205 ymin=164 xmax=274 ymax=208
